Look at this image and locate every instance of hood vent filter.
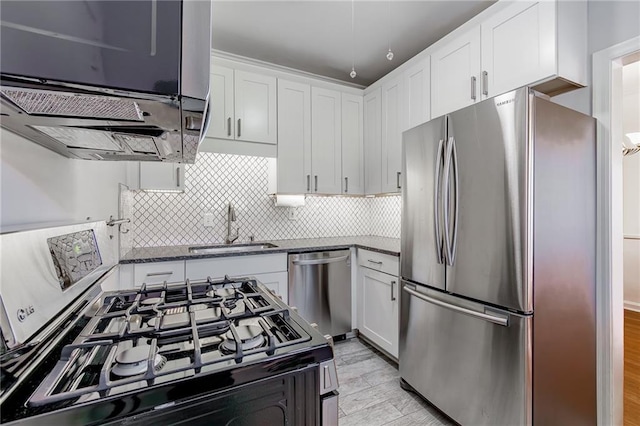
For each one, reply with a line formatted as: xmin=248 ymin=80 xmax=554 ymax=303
xmin=0 ymin=88 xmax=144 ymax=121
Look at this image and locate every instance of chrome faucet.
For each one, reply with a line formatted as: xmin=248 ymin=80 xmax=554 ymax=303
xmin=225 ymin=202 xmax=239 ymax=244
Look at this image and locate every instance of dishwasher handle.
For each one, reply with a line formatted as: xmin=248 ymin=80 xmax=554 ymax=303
xmin=291 ymin=255 xmax=349 ymax=266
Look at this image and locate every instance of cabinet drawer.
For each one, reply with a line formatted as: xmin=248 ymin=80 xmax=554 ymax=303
xmin=133 ymin=261 xmax=185 ymax=286
xmin=186 ymin=253 xmax=288 ymax=281
xmin=358 ymin=249 xmax=399 ymax=276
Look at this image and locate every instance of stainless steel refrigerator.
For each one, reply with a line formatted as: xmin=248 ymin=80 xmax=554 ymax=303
xmin=399 ymin=87 xmax=596 ymax=425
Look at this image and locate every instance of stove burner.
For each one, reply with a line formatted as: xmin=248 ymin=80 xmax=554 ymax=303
xmin=206 ymin=287 xmax=238 ymax=299
xmin=223 ymin=299 xmax=237 ymax=310
xmin=141 ymin=297 xmax=162 ymax=306
xmin=112 ymin=345 xmax=166 ymax=377
xmin=220 ymin=325 xmax=266 ymax=354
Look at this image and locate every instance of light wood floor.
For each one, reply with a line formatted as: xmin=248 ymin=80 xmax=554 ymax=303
xmin=626 ymin=309 xmax=640 ymax=426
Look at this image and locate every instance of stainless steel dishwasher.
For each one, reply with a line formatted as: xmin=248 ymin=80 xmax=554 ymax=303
xmin=288 ymin=250 xmax=352 ymax=337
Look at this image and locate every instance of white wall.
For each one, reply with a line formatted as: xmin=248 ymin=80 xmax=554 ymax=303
xmin=0 ymin=129 xmax=127 ymax=229
xmin=553 ymin=0 xmax=640 ymax=115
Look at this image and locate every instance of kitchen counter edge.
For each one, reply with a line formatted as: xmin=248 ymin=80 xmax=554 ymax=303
xmin=119 ymin=236 xmax=400 ymax=264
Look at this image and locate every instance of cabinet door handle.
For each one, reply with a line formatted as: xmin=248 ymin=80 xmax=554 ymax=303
xmin=314 ymin=175 xmax=318 ymax=192
xmin=176 ymin=167 xmax=181 ymax=188
xmin=396 ymin=171 xmax=401 ymax=189
xmin=237 ymin=118 xmax=241 ymax=138
xmin=146 ymin=271 xmax=173 ymax=277
xmin=471 ymin=76 xmax=477 ymax=101
xmin=482 ymin=71 xmax=488 ymax=96
xmin=367 ymin=259 xmax=383 ymax=265
xmin=306 ymin=175 xmax=311 ymax=192
xmin=345 ymin=177 xmax=348 ymax=193
xmin=391 ymin=280 xmax=396 ymax=301
xmin=227 ymin=117 xmax=231 ymax=137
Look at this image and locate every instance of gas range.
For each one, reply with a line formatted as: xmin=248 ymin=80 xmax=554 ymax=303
xmin=0 ymin=222 xmax=337 ymax=425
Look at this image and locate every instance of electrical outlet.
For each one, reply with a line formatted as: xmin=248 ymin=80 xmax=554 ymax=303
xmin=287 ymin=208 xmax=299 ymax=221
xmin=203 ymin=213 xmax=215 ymax=227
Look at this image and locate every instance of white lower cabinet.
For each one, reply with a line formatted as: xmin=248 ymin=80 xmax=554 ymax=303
xmin=185 ymin=253 xmax=288 ymax=302
xmin=118 ymin=261 xmax=186 ymax=289
xmin=357 ymin=251 xmax=399 ymax=358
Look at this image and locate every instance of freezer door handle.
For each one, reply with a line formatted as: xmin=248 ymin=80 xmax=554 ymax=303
xmin=434 ymin=138 xmax=445 ymax=264
xmin=402 ymin=285 xmax=509 ymax=326
xmin=291 ymin=255 xmax=349 ymax=266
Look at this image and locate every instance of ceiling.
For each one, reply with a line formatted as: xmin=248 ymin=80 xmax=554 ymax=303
xmin=211 ymin=1 xmax=496 ymax=87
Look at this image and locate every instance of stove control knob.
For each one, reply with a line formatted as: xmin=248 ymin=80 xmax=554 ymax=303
xmin=291 ymin=306 xmax=298 ymax=313
xmin=310 ymin=323 xmax=318 ymax=329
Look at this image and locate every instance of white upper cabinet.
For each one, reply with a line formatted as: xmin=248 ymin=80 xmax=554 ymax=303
xmin=207 ymin=65 xmax=235 ymax=140
xmin=403 ymin=56 xmax=431 ymax=131
xmin=481 ymin=1 xmax=555 ymax=98
xmin=364 ymin=88 xmax=382 ymax=195
xmin=311 ymin=87 xmax=342 ymax=194
xmin=431 ymin=27 xmax=481 ymax=118
xmin=139 ymin=162 xmax=185 ymax=192
xmin=207 ymin=65 xmax=277 ymax=146
xmin=381 ymin=75 xmax=404 ymax=193
xmin=277 ymin=79 xmax=312 ymax=194
xmin=234 ymin=70 xmax=277 ymax=145
xmin=341 ymin=93 xmax=364 ymax=195
xmin=480 ymin=0 xmax=586 ymax=98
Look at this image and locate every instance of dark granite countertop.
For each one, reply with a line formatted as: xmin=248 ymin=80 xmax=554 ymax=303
xmin=120 ymin=236 xmax=400 ymax=264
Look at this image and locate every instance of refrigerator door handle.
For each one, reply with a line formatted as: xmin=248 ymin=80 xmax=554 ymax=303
xmin=434 ymin=138 xmax=445 ymax=264
xmin=450 ymin=136 xmax=459 ymax=265
xmin=402 ymin=285 xmax=509 ymax=327
xmin=442 ymin=136 xmax=455 ymax=265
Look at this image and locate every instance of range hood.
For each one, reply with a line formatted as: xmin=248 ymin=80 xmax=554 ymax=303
xmin=0 ymin=0 xmax=211 ymax=163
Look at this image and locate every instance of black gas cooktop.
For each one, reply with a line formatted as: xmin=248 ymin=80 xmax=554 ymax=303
xmin=1 ymin=276 xmax=333 ymax=425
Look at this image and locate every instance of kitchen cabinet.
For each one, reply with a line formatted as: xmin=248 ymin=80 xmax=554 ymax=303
xmin=185 ymin=253 xmax=288 ymax=301
xmin=431 ymin=27 xmax=481 ymax=118
xmin=431 ymin=0 xmax=586 ymax=117
xmin=403 ymin=57 xmax=431 ymax=131
xmin=311 ymin=87 xmax=342 ymax=194
xmin=119 ymin=261 xmax=186 ymax=289
xmin=207 ymin=65 xmax=235 ymax=140
xmin=139 ymin=162 xmax=185 ymax=192
xmin=381 ymin=75 xmax=403 ymax=193
xmin=234 ymin=70 xmax=277 ymax=144
xmin=357 ymin=249 xmax=399 ymax=358
xmin=277 ymin=79 xmax=312 ymax=194
xmin=341 ymin=93 xmax=364 ymax=195
xmin=480 ymin=0 xmax=585 ymax=98
xmin=206 ymin=65 xmax=277 ymax=145
xmin=364 ymin=88 xmax=382 ymax=195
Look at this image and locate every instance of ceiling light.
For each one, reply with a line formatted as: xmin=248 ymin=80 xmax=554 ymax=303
xmin=386 ymin=0 xmax=394 ymax=61
xmin=623 ymin=132 xmax=640 ymax=156
xmin=350 ymin=0 xmax=357 ymax=79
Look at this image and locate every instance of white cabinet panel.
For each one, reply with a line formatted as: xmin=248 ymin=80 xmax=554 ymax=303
xmin=207 ymin=65 xmax=235 ymax=139
xmin=341 ymin=93 xmax=364 ymax=195
xmin=234 ymin=70 xmax=277 ymax=144
xmin=481 ymin=1 xmax=556 ymax=98
xmin=358 ymin=267 xmax=399 ymax=358
xmin=185 ymin=253 xmax=288 ymax=281
xmin=403 ymin=57 xmax=431 ymax=131
xmin=277 ymin=79 xmax=312 ymax=194
xmin=364 ymin=88 xmax=382 ymax=195
xmin=254 ymin=271 xmax=288 ymax=304
xmin=381 ymin=76 xmax=403 ymax=193
xmin=139 ymin=162 xmax=185 ymax=191
xmin=431 ymin=27 xmax=481 ymax=118
xmin=357 ymin=249 xmax=399 ymax=277
xmin=133 ymin=261 xmax=186 ymax=287
xmin=311 ymin=87 xmax=342 ymax=194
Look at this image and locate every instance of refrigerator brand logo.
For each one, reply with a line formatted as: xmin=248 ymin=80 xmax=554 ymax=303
xmin=497 ymin=98 xmax=515 ymax=107
xmin=17 ymin=305 xmax=35 ymax=322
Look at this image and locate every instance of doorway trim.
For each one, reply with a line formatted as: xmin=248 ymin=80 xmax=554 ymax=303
xmin=592 ymin=35 xmax=640 ymax=426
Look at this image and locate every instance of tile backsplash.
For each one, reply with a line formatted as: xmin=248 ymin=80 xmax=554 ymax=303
xmin=127 ymin=153 xmax=400 ymax=248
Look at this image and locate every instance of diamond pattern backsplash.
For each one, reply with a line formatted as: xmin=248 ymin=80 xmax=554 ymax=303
xmin=129 ymin=153 xmax=401 ymax=248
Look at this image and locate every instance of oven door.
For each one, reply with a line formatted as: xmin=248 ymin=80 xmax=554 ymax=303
xmin=102 ymin=365 xmax=320 ymax=426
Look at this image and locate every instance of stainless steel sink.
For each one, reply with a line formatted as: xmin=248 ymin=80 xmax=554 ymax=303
xmin=188 ymin=243 xmax=278 ymax=255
